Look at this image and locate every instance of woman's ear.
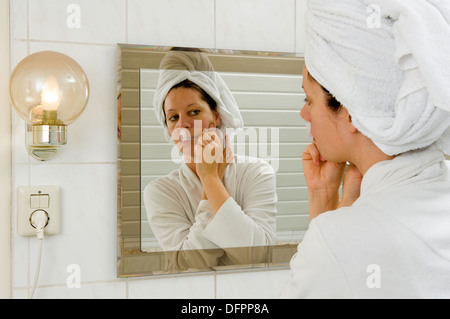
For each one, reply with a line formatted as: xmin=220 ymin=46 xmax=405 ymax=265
xmin=214 ymin=111 xmax=221 ymax=128
xmin=348 ymin=114 xmax=358 ymax=133
xmin=342 ymin=107 xmax=358 ymax=134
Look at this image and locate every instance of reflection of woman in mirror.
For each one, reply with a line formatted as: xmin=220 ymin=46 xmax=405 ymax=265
xmin=144 ymin=49 xmax=277 ymax=271
xmin=282 ymin=0 xmax=450 ymax=298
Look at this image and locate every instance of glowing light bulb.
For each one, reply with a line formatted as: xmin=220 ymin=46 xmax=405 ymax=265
xmin=41 ymin=76 xmax=61 ymax=110
xmin=9 ymin=51 xmax=89 ymax=161
xmin=38 ymin=76 xmax=63 ymax=126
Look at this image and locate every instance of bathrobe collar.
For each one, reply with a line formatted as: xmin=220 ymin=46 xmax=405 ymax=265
xmin=361 ymin=144 xmax=445 ymax=197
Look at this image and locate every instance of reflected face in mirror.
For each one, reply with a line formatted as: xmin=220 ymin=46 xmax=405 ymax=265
xmin=164 ymin=83 xmax=221 ymax=160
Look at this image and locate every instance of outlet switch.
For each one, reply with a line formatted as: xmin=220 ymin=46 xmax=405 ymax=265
xmin=17 ymin=186 xmax=60 ymax=237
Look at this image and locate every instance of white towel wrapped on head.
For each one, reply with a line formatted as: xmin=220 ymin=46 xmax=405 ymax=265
xmin=305 ymin=0 xmax=450 ymax=155
xmin=153 ymin=50 xmax=244 ymax=142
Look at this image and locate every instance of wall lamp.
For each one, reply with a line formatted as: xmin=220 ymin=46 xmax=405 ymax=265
xmin=9 ymin=51 xmax=89 ymax=161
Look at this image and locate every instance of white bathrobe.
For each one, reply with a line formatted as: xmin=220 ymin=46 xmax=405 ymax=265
xmin=144 ymin=155 xmax=277 ymax=270
xmin=281 ymin=146 xmax=450 ymax=298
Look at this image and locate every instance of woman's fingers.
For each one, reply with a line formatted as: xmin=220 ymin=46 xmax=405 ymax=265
xmin=302 ymin=143 xmax=347 ymax=190
xmin=195 ymin=128 xmax=224 ymax=164
xmin=224 ymin=134 xmax=234 ymax=163
xmin=338 ymin=163 xmax=363 ymax=208
xmin=302 ymin=143 xmax=324 ymax=166
xmin=343 ymin=163 xmax=363 ymax=195
xmin=199 ymin=127 xmax=221 ymax=146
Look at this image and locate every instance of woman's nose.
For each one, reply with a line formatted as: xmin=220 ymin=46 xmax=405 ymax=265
xmin=300 ymin=103 xmax=310 ymax=121
xmin=176 ymin=115 xmax=192 ymax=128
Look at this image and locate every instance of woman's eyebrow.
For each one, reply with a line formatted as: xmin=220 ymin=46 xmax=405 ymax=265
xmin=166 ymin=104 xmax=199 ymax=112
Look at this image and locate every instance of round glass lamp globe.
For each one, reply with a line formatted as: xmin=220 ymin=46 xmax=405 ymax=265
xmin=9 ymin=51 xmax=89 ymax=126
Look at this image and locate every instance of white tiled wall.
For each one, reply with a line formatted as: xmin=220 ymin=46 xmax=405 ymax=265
xmin=9 ymin=0 xmax=306 ymax=299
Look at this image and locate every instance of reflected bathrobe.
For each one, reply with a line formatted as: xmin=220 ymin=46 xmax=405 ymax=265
xmin=144 ymin=155 xmax=277 ymax=271
xmin=281 ymin=146 xmax=450 ymax=298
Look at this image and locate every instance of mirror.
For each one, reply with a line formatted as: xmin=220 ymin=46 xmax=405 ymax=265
xmin=117 ymin=44 xmax=308 ymax=277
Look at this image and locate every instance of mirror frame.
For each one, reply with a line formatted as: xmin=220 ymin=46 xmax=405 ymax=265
xmin=117 ymin=43 xmax=305 ymax=277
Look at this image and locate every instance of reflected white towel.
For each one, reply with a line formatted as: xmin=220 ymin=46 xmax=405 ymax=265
xmin=153 ymin=51 xmax=244 ymax=142
xmin=305 ymin=0 xmax=450 ymax=155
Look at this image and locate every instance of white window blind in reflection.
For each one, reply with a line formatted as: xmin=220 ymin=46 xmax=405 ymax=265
xmin=139 ymin=69 xmax=309 ymax=251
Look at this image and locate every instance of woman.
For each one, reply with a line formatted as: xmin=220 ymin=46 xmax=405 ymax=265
xmin=144 ymin=50 xmax=277 ymax=271
xmin=282 ymin=0 xmax=450 ymax=298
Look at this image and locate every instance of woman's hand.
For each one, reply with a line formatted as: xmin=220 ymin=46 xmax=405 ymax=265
xmin=338 ymin=163 xmax=363 ymax=208
xmin=302 ymin=143 xmax=346 ymax=220
xmin=217 ymin=134 xmax=234 ymax=180
xmin=195 ymin=125 xmax=233 ymax=181
xmin=195 ymin=126 xmax=233 ymax=212
xmin=303 ymin=143 xmax=346 ymax=192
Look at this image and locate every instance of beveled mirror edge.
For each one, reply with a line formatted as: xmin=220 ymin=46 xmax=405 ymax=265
xmin=117 ymin=43 xmax=305 ymax=278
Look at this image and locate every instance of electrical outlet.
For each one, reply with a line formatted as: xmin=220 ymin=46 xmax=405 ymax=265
xmin=17 ymin=186 xmax=60 ymax=237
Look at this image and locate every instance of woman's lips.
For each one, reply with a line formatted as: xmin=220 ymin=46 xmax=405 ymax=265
xmin=178 ymin=132 xmax=201 ymax=144
xmin=173 ymin=128 xmax=195 ymax=144
xmin=180 ymin=135 xmax=193 ymax=143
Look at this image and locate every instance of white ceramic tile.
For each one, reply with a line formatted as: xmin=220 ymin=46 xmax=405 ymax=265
xmin=29 ymin=0 xmax=126 ymax=45
xmin=11 ymin=111 xmax=29 ymax=165
xmin=296 ymin=0 xmax=307 ymax=54
xmin=12 ymin=163 xmax=118 ymax=288
xmin=13 ymin=281 xmax=127 ymax=299
xmin=216 ymin=0 xmax=295 ymax=52
xmin=28 ymin=42 xmax=118 ymax=164
xmin=10 ymin=39 xmax=28 ymax=71
xmin=128 ymin=274 xmax=215 ymax=299
xmin=216 ymin=269 xmax=291 ymax=299
xmin=128 ymin=0 xmax=215 ymax=48
xmin=10 ymin=40 xmax=29 ymax=165
xmin=11 ymin=163 xmax=30 ymax=289
xmin=10 ymin=0 xmax=28 ymax=40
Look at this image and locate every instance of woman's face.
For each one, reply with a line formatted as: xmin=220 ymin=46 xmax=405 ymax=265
xmin=164 ymin=87 xmax=220 ymax=156
xmin=300 ymin=66 xmax=348 ymax=163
